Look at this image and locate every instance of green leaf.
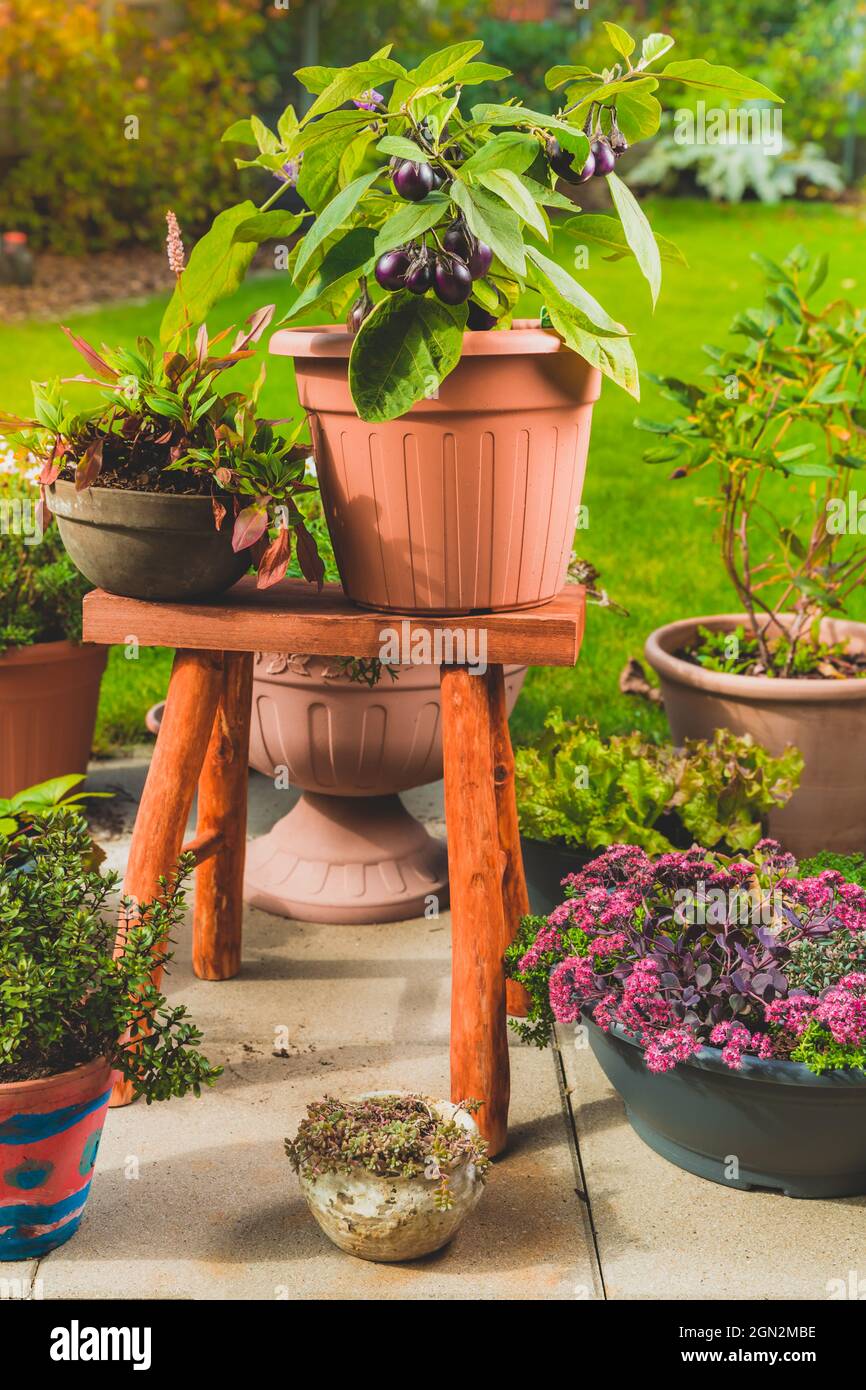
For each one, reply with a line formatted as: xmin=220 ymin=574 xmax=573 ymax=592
xmin=294 ymin=64 xmax=339 ymax=95
xmin=460 ymin=131 xmax=539 ymax=177
xmin=277 ymin=104 xmax=299 ymax=145
xmin=560 ymin=214 xmax=686 ymax=265
xmin=518 ymin=176 xmax=580 ymax=212
xmin=639 ymin=33 xmax=675 ymax=68
xmin=281 ymin=228 xmax=377 ymax=323
xmin=563 ymin=76 xmax=659 ymax=122
xmin=348 ymin=290 xmax=467 ymax=422
xmin=294 ymin=170 xmax=383 ymax=281
xmin=374 ymin=196 xmax=449 ymax=256
xmin=607 ymin=171 xmax=661 ymax=308
xmin=232 ymin=210 xmax=304 ymax=244
xmin=603 ymin=21 xmax=635 ymax=59
xmin=545 ymin=65 xmax=595 ymax=91
xmin=614 ymin=85 xmax=662 ymax=142
xmin=282 ymin=110 xmax=374 ymax=161
xmin=470 ymin=103 xmax=593 ymax=155
xmin=302 ymin=57 xmax=406 ymax=124
xmin=406 ymin=41 xmax=484 ymax=89
xmin=377 ymin=134 xmax=427 ymax=161
xmin=296 ymin=123 xmax=373 ymax=212
xmin=659 ymin=59 xmax=784 ymax=103
xmin=222 ymin=118 xmax=256 ymax=146
xmin=478 ymin=169 xmax=549 ymax=241
xmin=160 ymin=202 xmax=259 ymax=345
xmin=526 ymin=246 xmax=628 ymax=337
xmin=450 ymin=181 xmax=526 ymax=276
xmin=547 ymin=307 xmax=639 ymax=399
xmin=458 ymin=62 xmax=512 ymax=85
xmin=806 ymin=253 xmax=829 ymax=297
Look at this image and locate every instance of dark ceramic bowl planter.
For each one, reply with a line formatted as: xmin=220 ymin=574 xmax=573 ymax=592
xmin=587 ymin=1016 xmax=866 ymax=1198
xmin=47 ymin=480 xmax=248 ymax=601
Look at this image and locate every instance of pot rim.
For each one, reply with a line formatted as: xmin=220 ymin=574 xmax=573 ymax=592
xmin=271 ymin=317 xmax=565 ymax=362
xmin=48 ymin=479 xmax=228 ymax=532
xmin=0 ymin=638 xmax=105 ymax=669
xmin=590 ymin=1015 xmax=866 ymax=1089
xmin=645 ymin=613 xmax=866 ymax=704
xmin=0 ymin=1053 xmax=112 ymax=1098
xmin=253 ymin=655 xmax=528 ymax=690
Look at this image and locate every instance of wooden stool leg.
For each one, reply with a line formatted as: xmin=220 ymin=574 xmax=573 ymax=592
xmin=111 ymin=648 xmax=224 ymax=1108
xmin=441 ymin=664 xmax=510 ymax=1158
xmin=193 ymin=651 xmax=254 ymax=981
xmin=487 ymin=665 xmax=531 ymax=1020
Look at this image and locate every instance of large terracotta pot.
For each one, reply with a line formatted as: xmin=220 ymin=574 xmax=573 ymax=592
xmin=270 ymin=320 xmax=600 ymax=615
xmin=244 ymin=656 xmax=527 ymax=923
xmin=0 ymin=639 xmax=107 ymax=797
xmin=645 ymin=614 xmax=866 ymax=857
xmin=0 ymin=1056 xmax=113 ymax=1259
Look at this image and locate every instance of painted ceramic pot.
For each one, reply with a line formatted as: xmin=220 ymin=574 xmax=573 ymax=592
xmin=298 ymin=1095 xmax=485 ymax=1261
xmin=0 ymin=1057 xmax=113 ymax=1259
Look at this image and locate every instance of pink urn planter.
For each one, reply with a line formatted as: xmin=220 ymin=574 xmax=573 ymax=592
xmin=0 ymin=1057 xmax=113 ymax=1260
xmin=269 ymin=320 xmax=600 ymax=615
xmin=243 ymin=656 xmax=527 ymax=924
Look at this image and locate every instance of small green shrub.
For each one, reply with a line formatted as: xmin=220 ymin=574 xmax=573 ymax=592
xmin=799 ymin=852 xmax=866 ymax=890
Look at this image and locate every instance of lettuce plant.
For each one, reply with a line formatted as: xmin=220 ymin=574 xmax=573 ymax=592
xmin=516 ymin=711 xmax=802 ymax=854
xmin=161 ymin=30 xmax=781 ymax=421
xmin=507 ymin=841 xmax=866 ymax=1076
xmin=638 ymin=248 xmax=866 ymax=676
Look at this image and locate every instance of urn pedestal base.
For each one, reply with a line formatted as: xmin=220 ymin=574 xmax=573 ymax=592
xmin=242 ymin=790 xmax=449 ymax=924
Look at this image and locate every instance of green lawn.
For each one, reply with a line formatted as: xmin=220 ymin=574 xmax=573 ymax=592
xmin=3 ymin=198 xmax=865 ymax=752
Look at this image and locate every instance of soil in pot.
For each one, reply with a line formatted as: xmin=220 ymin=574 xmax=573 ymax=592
xmin=48 ymin=479 xmax=248 ymax=602
xmin=0 ymin=1056 xmax=113 ymax=1259
xmin=645 ymin=614 xmax=866 ymax=857
xmin=587 ymin=1016 xmax=866 ymax=1198
xmin=0 ymin=639 xmax=106 ymax=798
xmin=270 ymin=320 xmax=600 ymax=615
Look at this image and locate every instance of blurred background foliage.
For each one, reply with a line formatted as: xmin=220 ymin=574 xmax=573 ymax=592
xmin=0 ymin=0 xmax=863 ymax=251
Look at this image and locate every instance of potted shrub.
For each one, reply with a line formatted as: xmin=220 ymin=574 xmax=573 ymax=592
xmin=0 ymin=450 xmax=105 ymax=797
xmin=640 ymin=248 xmax=866 ymax=856
xmin=516 ymin=711 xmax=803 ymax=914
xmin=285 ymin=1092 xmax=488 ymax=1261
xmin=2 ymin=294 xmax=323 ymax=603
xmin=163 ymin=32 xmax=780 ymax=614
xmin=508 ymin=841 xmax=866 ymax=1197
xmin=0 ymin=796 xmax=220 ymax=1258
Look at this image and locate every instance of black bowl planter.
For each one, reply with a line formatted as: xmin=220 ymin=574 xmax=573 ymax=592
xmin=48 ymin=480 xmax=248 ymax=602
xmin=586 ymin=1016 xmax=866 ymax=1199
xmin=520 ymin=836 xmax=592 ymax=917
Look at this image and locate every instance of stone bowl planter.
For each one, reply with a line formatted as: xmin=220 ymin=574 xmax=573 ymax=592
xmin=298 ymin=1095 xmax=485 ymax=1261
xmin=0 ymin=639 xmax=106 ymax=797
xmin=0 ymin=1056 xmax=113 ymax=1259
xmin=48 ymin=480 xmax=248 ymax=601
xmin=645 ymin=613 xmax=866 ymax=857
xmin=587 ymin=1016 xmax=866 ymax=1198
xmin=244 ymin=655 xmax=527 ymax=924
xmin=270 ymin=319 xmax=600 ymax=615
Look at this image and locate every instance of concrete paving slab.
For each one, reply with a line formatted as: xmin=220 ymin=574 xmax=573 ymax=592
xmin=32 ymin=758 xmax=600 ymax=1301
xmin=559 ymin=1026 xmax=866 ymax=1301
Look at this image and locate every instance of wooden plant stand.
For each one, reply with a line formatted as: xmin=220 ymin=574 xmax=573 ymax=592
xmin=83 ymin=579 xmax=585 ymax=1155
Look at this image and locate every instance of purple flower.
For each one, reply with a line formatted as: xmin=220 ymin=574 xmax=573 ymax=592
xmin=353 ymin=88 xmax=384 ymax=111
xmin=275 ymin=154 xmax=303 ymax=186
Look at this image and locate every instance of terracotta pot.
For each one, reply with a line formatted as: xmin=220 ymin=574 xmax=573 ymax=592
xmin=645 ymin=614 xmax=866 ymax=857
xmin=0 ymin=639 xmax=107 ymax=797
xmin=244 ymin=656 xmax=527 ymax=923
xmin=48 ymin=480 xmax=248 ymax=601
xmin=0 ymin=1056 xmax=113 ymax=1259
xmin=297 ymin=1095 xmax=485 ymax=1261
xmin=270 ymin=320 xmax=600 ymax=615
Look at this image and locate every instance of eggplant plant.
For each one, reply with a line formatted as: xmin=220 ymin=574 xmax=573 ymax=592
xmin=162 ymin=26 xmax=782 ymax=422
